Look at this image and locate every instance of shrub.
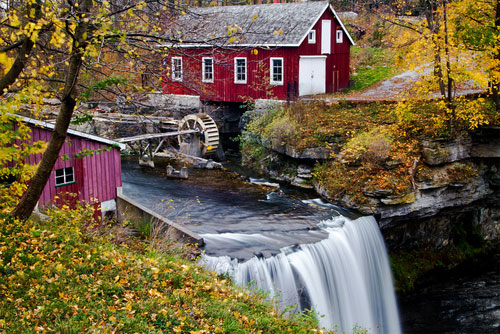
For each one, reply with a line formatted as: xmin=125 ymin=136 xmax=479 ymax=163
xmin=341 ymin=126 xmax=394 ymax=168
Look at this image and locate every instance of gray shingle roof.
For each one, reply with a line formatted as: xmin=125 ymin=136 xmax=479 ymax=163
xmin=20 ymin=116 xmax=126 ymax=150
xmin=165 ymin=1 xmax=354 ymax=47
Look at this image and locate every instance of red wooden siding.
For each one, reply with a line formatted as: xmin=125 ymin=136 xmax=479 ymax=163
xmin=21 ymin=124 xmax=122 ymax=209
xmin=163 ymin=48 xmax=297 ymax=102
xmin=296 ymin=9 xmax=351 ymax=93
xmin=161 ymin=7 xmax=351 ymax=102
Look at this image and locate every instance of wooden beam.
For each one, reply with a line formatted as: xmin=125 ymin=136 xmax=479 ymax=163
xmin=116 ymin=130 xmax=198 ymax=143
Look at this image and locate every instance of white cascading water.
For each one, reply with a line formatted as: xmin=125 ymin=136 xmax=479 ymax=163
xmin=201 ymin=215 xmax=401 ymax=333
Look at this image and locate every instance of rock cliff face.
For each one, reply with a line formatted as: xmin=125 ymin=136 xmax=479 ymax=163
xmin=246 ymin=128 xmax=500 ymax=250
xmin=372 ymin=129 xmax=500 ymax=250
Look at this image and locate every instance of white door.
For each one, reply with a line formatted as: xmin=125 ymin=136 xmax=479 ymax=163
xmin=299 ymin=56 xmax=326 ymax=96
xmin=321 ymin=20 xmax=331 ymax=54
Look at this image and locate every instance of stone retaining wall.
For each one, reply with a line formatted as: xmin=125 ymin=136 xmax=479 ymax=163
xmin=116 ymin=193 xmax=204 ymax=246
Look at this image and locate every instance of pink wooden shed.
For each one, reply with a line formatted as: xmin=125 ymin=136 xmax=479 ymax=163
xmin=20 ymin=117 xmax=125 ymax=214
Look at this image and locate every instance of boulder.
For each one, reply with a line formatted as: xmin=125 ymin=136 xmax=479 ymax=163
xmin=421 ymin=135 xmax=472 ymax=165
xmin=377 ymin=174 xmax=493 ymax=228
xmin=415 ymin=161 xmax=479 ymax=190
xmin=297 ymin=165 xmax=312 ymax=175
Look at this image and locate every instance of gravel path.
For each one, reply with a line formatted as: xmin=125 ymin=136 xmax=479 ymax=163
xmin=325 ymin=67 xmax=484 ymax=103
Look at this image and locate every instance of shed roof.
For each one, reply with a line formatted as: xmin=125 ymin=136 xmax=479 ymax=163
xmin=164 ymin=1 xmax=355 ymax=48
xmin=20 ymin=116 xmax=127 ymax=150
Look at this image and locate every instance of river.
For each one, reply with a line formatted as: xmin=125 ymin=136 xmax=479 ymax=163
xmin=121 ymin=160 xmax=500 ymax=333
xmin=121 ymin=161 xmax=332 ymax=260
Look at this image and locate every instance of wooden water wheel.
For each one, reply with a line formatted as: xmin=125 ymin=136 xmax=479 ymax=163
xmin=178 ymin=113 xmax=219 ymax=156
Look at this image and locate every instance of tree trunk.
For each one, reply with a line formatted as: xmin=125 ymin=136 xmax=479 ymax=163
xmin=493 ymin=0 xmax=500 ymax=111
xmin=493 ymin=84 xmax=499 ymax=112
xmin=0 ymin=38 xmax=34 ymax=96
xmin=443 ymin=0 xmax=453 ymax=103
xmin=434 ymin=51 xmax=446 ymax=97
xmin=11 ymin=0 xmax=93 ymax=221
xmin=0 ymin=1 xmax=42 ymax=96
xmin=423 ymin=0 xmax=447 ymax=97
xmin=442 ymin=0 xmax=455 ymax=132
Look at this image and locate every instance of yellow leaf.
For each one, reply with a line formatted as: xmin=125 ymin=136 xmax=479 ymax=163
xmin=10 ymin=15 xmax=21 ymax=27
xmin=0 ymin=53 xmax=14 ymax=75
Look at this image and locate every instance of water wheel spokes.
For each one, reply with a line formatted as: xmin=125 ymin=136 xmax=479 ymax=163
xmin=178 ymin=113 xmax=219 ymax=156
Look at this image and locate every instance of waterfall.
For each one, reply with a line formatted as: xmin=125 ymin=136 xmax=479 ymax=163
xmin=201 ymin=215 xmax=401 ymax=333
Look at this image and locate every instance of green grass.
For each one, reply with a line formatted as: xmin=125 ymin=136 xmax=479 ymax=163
xmin=0 ymin=205 xmax=323 ymax=333
xmin=349 ymin=47 xmax=398 ymax=92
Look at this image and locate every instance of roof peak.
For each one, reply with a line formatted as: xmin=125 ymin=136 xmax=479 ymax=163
xmin=193 ymin=1 xmax=328 ymax=8
xmin=166 ymin=1 xmax=354 ymax=47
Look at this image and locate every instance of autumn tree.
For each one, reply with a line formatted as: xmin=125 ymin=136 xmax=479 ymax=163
xmin=453 ymin=0 xmax=500 ymax=111
xmin=0 ymin=0 xmax=190 ymax=220
xmin=385 ymin=0 xmax=495 ymax=134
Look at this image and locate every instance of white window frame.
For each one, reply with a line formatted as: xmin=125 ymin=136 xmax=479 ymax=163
xmin=270 ymin=57 xmax=284 ymax=86
xmin=55 ymin=166 xmax=75 ymax=187
xmin=336 ymin=30 xmax=343 ymax=43
xmin=308 ymin=30 xmax=316 ymax=44
xmin=171 ymin=57 xmax=183 ymax=81
xmin=234 ymin=57 xmax=247 ymax=84
xmin=202 ymin=57 xmax=214 ymax=83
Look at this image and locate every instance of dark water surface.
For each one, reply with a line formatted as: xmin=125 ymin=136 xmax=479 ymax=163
xmin=400 ymin=268 xmax=500 ymax=333
xmin=121 ymin=161 xmax=334 ymax=259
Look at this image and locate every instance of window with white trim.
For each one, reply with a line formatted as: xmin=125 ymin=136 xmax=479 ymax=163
xmin=202 ymin=57 xmax=214 ymax=83
xmin=308 ymin=30 xmax=316 ymax=44
xmin=234 ymin=57 xmax=247 ymax=84
xmin=55 ymin=167 xmax=75 ymax=187
xmin=270 ymin=58 xmax=283 ymax=85
xmin=172 ymin=57 xmax=182 ymax=81
xmin=336 ymin=30 xmax=343 ymax=43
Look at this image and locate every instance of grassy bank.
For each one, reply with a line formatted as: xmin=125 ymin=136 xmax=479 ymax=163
xmin=349 ymin=47 xmax=398 ymax=92
xmin=0 ymin=204 xmax=322 ymax=333
xmin=241 ymin=101 xmax=418 ymax=205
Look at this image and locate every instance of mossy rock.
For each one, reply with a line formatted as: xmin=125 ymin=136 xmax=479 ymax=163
xmin=380 ymin=191 xmax=417 ymax=205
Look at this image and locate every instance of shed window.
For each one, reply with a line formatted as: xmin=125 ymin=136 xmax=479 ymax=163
xmin=270 ymin=58 xmax=283 ymax=85
xmin=336 ymin=30 xmax=343 ymax=43
xmin=308 ymin=30 xmax=316 ymax=44
xmin=234 ymin=57 xmax=247 ymax=84
xmin=172 ymin=57 xmax=183 ymax=81
xmin=55 ymin=167 xmax=75 ymax=187
xmin=202 ymin=57 xmax=214 ymax=83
